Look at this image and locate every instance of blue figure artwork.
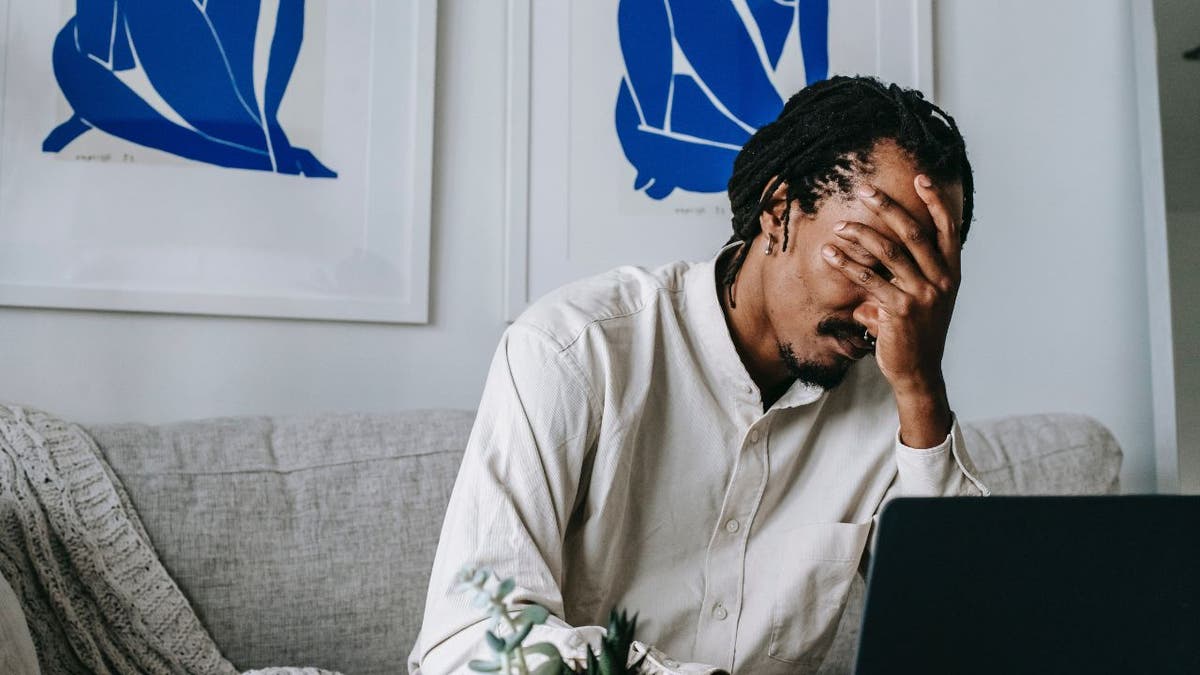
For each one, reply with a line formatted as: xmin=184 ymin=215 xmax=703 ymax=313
xmin=615 ymin=0 xmax=828 ymax=199
xmin=44 ymin=0 xmax=336 ymax=178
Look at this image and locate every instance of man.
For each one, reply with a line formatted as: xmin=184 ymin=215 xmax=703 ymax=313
xmin=409 ymin=76 xmax=989 ymax=674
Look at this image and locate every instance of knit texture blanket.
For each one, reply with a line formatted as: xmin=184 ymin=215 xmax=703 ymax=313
xmin=0 ymin=404 xmax=341 ymax=675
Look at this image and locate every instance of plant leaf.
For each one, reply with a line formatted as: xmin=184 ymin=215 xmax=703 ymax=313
xmin=581 ymin=648 xmax=600 ymax=674
xmin=485 ymin=630 xmax=505 ymax=653
xmin=523 ymin=642 xmax=563 ymax=660
xmin=454 ymin=566 xmax=485 ymax=594
xmin=603 ymin=640 xmax=628 ymax=675
xmin=496 ymin=577 xmax=516 ymax=599
xmin=505 ymin=620 xmax=535 ymax=650
xmin=518 ymin=604 xmax=551 ymax=626
xmin=468 ymin=659 xmax=502 ymax=672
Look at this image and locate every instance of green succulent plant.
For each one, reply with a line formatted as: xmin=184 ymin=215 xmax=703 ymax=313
xmin=580 ymin=609 xmax=643 ymax=675
xmin=455 ymin=567 xmax=645 ymax=675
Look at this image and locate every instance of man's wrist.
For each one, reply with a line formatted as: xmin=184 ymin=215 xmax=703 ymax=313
xmin=893 ymin=373 xmax=952 ymax=449
xmin=889 ymin=368 xmax=946 ymax=399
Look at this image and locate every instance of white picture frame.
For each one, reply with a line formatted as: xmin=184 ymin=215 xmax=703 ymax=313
xmin=505 ymin=0 xmax=933 ymax=320
xmin=0 ymin=0 xmax=437 ymax=324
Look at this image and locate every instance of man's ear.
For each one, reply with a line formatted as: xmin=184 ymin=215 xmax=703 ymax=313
xmin=758 ymin=179 xmax=791 ymax=239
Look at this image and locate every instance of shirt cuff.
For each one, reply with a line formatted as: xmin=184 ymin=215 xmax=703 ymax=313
xmin=629 ymin=641 xmax=729 ymax=674
xmin=526 ymin=619 xmax=608 ymax=669
xmin=523 ymin=631 xmax=728 ymax=675
xmin=893 ymin=415 xmax=991 ymax=497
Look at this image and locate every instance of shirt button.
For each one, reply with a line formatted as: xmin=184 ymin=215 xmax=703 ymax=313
xmin=749 ymin=430 xmax=760 ymax=443
xmin=712 ymin=603 xmax=728 ymax=621
xmin=725 ymin=518 xmax=740 ymax=533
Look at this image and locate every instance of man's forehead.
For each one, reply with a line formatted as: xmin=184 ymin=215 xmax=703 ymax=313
xmin=857 ymin=144 xmax=964 ymax=227
xmin=873 ymin=173 xmax=961 ymax=227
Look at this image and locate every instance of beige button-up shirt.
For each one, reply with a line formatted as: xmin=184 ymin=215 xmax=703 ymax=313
xmin=409 ymin=251 xmax=988 ymax=675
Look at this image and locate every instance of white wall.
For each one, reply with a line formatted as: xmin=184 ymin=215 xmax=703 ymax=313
xmin=0 ymin=0 xmax=513 ymax=422
xmin=937 ymin=0 xmax=1156 ymax=492
xmin=0 ymin=1 xmax=1160 ymax=490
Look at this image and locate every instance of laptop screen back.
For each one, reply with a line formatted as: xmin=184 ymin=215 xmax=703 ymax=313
xmin=855 ymin=496 xmax=1200 ymax=675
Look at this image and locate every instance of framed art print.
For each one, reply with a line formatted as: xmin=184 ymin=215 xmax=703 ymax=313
xmin=505 ymin=0 xmax=933 ymax=319
xmin=0 ymin=0 xmax=437 ymax=323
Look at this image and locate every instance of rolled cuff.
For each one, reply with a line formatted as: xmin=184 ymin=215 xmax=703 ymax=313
xmin=893 ymin=415 xmax=990 ymax=497
xmin=629 ymin=641 xmax=728 ymax=674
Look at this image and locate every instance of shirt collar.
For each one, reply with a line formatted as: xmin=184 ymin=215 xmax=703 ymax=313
xmin=683 ymin=244 xmax=825 ymax=412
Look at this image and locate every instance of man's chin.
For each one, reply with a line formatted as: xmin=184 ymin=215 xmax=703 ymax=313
xmin=778 ymin=341 xmax=860 ymax=390
xmin=786 ymin=356 xmax=855 ymax=391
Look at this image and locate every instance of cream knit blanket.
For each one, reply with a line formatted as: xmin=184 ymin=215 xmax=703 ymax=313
xmin=0 ymin=405 xmax=340 ymax=675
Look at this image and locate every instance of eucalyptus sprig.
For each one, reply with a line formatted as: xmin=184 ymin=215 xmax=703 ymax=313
xmin=454 ymin=566 xmax=645 ymax=675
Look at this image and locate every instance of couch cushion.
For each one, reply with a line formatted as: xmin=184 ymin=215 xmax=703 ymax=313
xmin=86 ymin=410 xmax=473 ymax=675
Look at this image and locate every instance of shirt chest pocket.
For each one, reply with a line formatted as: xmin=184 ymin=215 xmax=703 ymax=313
xmin=767 ymin=521 xmax=872 ymax=669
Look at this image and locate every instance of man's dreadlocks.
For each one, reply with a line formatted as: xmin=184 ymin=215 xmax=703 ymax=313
xmin=721 ymin=75 xmax=974 ymax=307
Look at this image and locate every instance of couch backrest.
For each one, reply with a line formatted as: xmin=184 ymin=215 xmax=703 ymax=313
xmin=963 ymin=413 xmax=1123 ymax=495
xmin=88 ymin=410 xmax=473 ymax=675
xmin=87 ymin=410 xmax=1122 ymax=675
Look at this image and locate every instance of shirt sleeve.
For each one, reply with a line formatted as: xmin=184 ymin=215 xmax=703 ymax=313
xmin=892 ymin=414 xmax=990 ymax=498
xmin=408 ymin=324 xmax=723 ymax=675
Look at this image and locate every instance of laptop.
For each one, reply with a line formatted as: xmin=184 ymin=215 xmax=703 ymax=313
xmin=854 ymin=496 xmax=1200 ymax=675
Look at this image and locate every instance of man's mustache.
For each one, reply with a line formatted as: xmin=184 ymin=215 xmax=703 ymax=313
xmin=817 ymin=317 xmax=869 ymax=341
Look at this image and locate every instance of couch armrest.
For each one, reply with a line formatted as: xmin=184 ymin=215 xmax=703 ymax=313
xmin=1 ymin=572 xmax=40 ymax=675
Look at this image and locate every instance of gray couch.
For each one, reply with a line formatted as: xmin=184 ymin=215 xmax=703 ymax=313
xmin=4 ymin=410 xmax=1122 ymax=674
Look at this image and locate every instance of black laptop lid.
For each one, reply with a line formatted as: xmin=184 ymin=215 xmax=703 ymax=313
xmin=855 ymin=496 xmax=1200 ymax=675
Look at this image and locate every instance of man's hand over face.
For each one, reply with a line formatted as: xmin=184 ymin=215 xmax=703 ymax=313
xmin=819 ymin=175 xmax=962 ymax=446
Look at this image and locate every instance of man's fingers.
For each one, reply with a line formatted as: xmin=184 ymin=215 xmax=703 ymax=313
xmin=832 ymin=231 xmax=883 ymax=269
xmin=833 ymin=220 xmax=923 ymax=290
xmin=856 ymin=184 xmax=951 ymax=287
xmin=914 ymin=175 xmax=962 ymax=278
xmin=821 ymin=244 xmax=909 ymax=310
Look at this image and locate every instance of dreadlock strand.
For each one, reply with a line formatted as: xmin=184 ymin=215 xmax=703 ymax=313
xmin=780 ymin=197 xmax=792 ymax=252
xmin=724 ymin=240 xmax=752 ymax=309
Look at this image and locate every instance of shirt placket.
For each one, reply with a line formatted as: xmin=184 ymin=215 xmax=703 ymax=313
xmin=693 ymin=413 xmax=771 ymax=670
